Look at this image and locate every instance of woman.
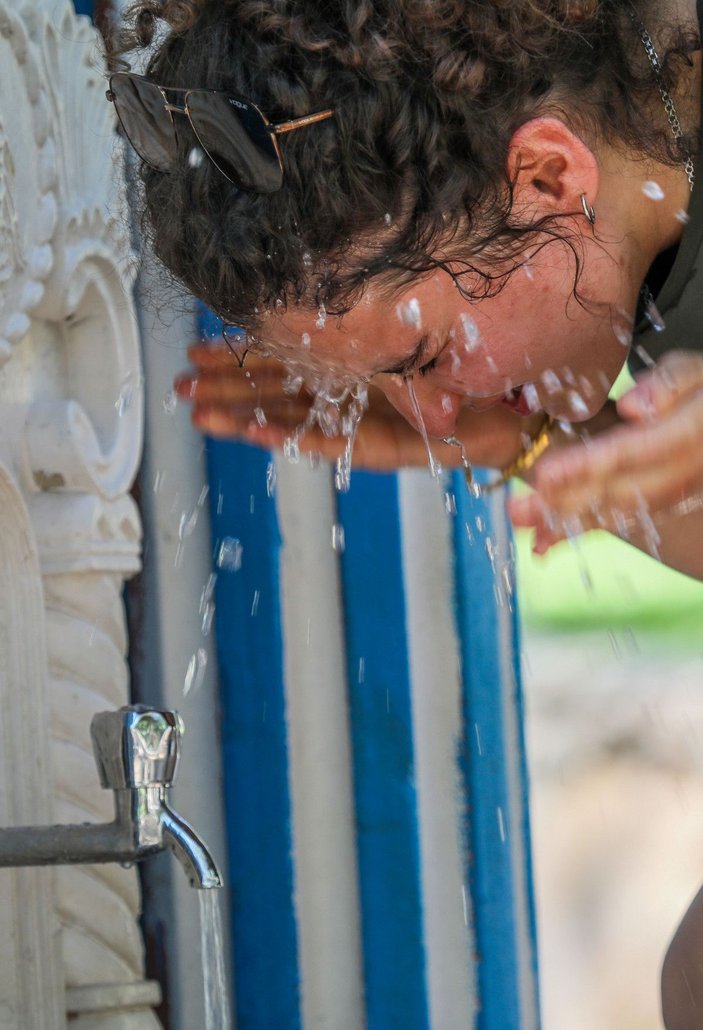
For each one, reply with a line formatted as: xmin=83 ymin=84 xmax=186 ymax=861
xmin=114 ymin=2 xmax=703 ymax=1021
xmin=114 ymin=0 xmax=703 ymax=578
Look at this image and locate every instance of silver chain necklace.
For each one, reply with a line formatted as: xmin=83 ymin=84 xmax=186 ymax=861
xmin=629 ymin=6 xmax=696 ymax=190
xmin=628 ymin=6 xmax=696 ymax=321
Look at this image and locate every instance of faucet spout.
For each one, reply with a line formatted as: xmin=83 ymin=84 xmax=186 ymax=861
xmin=160 ymin=804 xmax=222 ymax=889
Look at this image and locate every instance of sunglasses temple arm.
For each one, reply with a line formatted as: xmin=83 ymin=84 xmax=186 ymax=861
xmin=272 ymin=109 xmax=335 ymax=135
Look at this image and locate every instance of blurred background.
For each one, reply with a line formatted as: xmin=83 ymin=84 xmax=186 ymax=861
xmin=516 ymin=523 xmax=703 ymax=1029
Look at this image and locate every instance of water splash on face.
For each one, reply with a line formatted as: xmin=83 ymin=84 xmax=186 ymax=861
xmin=459 ymin=313 xmax=481 ymax=351
xmin=405 ymin=376 xmax=442 ymax=478
xmin=642 ymin=180 xmax=665 ymax=201
xmin=396 ymin=297 xmax=422 ymax=329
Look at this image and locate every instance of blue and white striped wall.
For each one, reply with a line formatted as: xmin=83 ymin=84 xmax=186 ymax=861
xmin=202 ymin=310 xmax=540 ymax=1030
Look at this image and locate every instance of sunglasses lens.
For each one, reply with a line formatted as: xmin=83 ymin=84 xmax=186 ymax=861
xmin=186 ymin=91 xmax=283 ymax=192
xmin=110 ymin=73 xmax=177 ymax=171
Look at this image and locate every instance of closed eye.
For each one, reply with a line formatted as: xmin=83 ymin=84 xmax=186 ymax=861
xmin=417 ymin=355 xmax=439 ymax=377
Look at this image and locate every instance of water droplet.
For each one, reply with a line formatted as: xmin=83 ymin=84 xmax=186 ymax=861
xmin=613 ymin=322 xmax=632 ymax=348
xmin=444 ymin=491 xmax=457 ymax=515
xmin=316 ymin=305 xmax=327 ymax=329
xmin=216 ymin=537 xmax=243 ymax=571
xmin=179 ymin=506 xmax=199 ymax=541
xmin=396 ymin=297 xmax=422 ymax=329
xmin=163 ymin=389 xmax=178 ymax=415
xmin=184 ymin=648 xmax=208 ymax=696
xmin=485 ymin=355 xmax=498 ymax=374
xmin=496 ymin=806 xmax=506 ymax=843
xmin=266 ymin=461 xmax=277 ymax=497
xmin=251 ymin=589 xmax=260 ymax=617
xmin=188 ymin=146 xmax=205 ymax=169
xmin=254 ymin=406 xmax=267 ymax=427
xmin=523 ymin=262 xmax=535 ymax=281
xmin=197 ymin=484 xmax=209 ymax=507
xmin=384 ymin=212 xmax=392 ymax=225
xmin=643 ymin=295 xmax=666 ymax=332
xmin=675 ymin=208 xmax=691 ymax=224
xmin=358 ymin=657 xmax=365 ymax=683
xmin=521 ymin=383 xmax=540 ymax=411
xmin=115 ymin=375 xmax=136 ymax=416
xmin=153 ymin=470 xmax=164 ymax=494
xmin=633 ymin=344 xmax=656 ymax=369
xmin=642 ymin=180 xmax=665 ymax=201
xmin=301 ymin=332 xmax=311 ymax=348
xmin=283 ymin=436 xmax=301 ymax=463
xmin=541 ymin=369 xmax=561 ymax=394
xmin=459 ymin=312 xmax=481 ymax=351
xmin=201 ymin=603 xmax=215 ymax=636
xmin=567 ymin=390 xmax=589 ymax=418
xmin=331 ymin=523 xmax=346 ymax=552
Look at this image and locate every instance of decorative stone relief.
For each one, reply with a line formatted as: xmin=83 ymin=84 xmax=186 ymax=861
xmin=0 ymin=4 xmax=56 ymax=360
xmin=0 ymin=1 xmax=158 ymax=1026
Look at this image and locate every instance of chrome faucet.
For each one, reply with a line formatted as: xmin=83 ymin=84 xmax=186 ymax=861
xmin=0 ymin=706 xmax=221 ymax=889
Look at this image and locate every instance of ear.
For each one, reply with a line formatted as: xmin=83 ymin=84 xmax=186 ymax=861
xmin=506 ymin=117 xmax=599 ymax=218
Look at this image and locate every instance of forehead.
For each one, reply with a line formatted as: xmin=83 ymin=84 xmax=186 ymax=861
xmin=258 ymin=272 xmax=453 ymax=378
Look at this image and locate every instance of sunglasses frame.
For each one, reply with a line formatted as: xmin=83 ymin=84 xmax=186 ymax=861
xmin=106 ymin=71 xmax=335 ymax=191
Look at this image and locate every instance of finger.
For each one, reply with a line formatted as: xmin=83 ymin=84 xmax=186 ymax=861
xmin=618 ymin=351 xmax=703 ymax=420
xmin=533 ymin=403 xmax=702 ymax=509
xmin=175 ymin=371 xmax=296 ymax=405
xmin=192 ymin=404 xmax=348 ymax=458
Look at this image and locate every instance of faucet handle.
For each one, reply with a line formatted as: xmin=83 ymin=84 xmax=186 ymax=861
xmin=91 ymin=706 xmax=185 ymax=789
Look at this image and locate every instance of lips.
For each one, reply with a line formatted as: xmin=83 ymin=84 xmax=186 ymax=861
xmin=501 ymin=386 xmax=535 ymax=417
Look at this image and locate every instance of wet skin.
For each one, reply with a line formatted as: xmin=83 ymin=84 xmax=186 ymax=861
xmin=258 ymin=243 xmax=636 ymax=440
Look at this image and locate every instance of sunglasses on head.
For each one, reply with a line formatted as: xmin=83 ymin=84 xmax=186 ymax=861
xmin=106 ymin=71 xmax=334 ymax=193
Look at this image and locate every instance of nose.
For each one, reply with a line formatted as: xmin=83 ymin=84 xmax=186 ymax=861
xmin=377 ymin=375 xmax=463 ymax=439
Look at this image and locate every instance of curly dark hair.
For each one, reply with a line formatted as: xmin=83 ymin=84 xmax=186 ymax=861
xmin=115 ymin=0 xmax=700 ymax=331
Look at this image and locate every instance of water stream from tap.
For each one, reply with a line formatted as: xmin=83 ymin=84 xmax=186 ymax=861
xmin=199 ymin=890 xmax=232 ymax=1030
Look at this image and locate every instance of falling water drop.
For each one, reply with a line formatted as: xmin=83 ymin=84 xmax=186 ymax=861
xmin=163 ymin=388 xmax=178 ymax=415
xmin=216 ymin=537 xmax=243 ymax=571
xmin=179 ymin=506 xmax=199 ymax=541
xmin=331 ymin=523 xmax=346 ymax=553
xmin=643 ymin=294 xmax=666 ymax=332
xmin=184 ymin=648 xmax=208 ymax=696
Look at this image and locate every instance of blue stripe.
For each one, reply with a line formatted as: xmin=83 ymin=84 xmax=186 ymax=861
xmin=337 ymin=472 xmax=429 ymax=1030
xmin=200 ymin=308 xmax=301 ymax=1029
xmin=451 ymin=471 xmax=536 ymax=1029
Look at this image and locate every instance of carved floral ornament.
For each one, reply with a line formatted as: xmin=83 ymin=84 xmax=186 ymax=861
xmin=0 ymin=3 xmax=57 ymax=362
xmin=1 ymin=0 xmax=145 ymax=503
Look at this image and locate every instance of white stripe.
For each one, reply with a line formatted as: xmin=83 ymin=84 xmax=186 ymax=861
xmin=399 ymin=470 xmax=477 ymax=1029
xmin=489 ymin=490 xmax=540 ymax=1029
xmin=277 ymin=459 xmax=364 ymax=1030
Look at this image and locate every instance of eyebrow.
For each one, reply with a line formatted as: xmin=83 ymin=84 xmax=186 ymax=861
xmin=374 ymin=334 xmax=430 ymax=377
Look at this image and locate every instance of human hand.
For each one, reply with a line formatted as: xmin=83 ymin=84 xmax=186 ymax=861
xmin=175 ymin=343 xmax=539 ymax=472
xmin=508 ymin=351 xmax=703 ymax=555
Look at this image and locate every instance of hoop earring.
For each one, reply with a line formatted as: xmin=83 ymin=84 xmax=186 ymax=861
xmin=580 ymin=193 xmax=596 ymax=225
